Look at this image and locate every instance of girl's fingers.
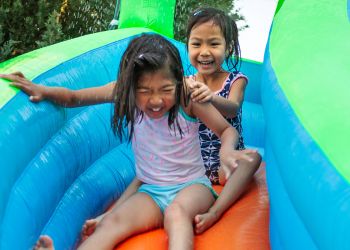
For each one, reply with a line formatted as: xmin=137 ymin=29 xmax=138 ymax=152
xmin=198 ymin=95 xmax=211 ymax=103
xmin=224 ymin=161 xmax=237 ymax=179
xmin=192 ymin=81 xmax=201 ymax=89
xmin=12 ymin=71 xmax=25 ymax=78
xmin=225 ymin=157 xmax=238 ymax=169
xmin=9 ymin=81 xmax=28 ymax=91
xmin=191 ymin=90 xmax=204 ymax=101
xmin=8 ymin=81 xmax=18 ymax=86
xmin=192 ymin=89 xmax=211 ymax=102
xmin=191 ymin=88 xmax=199 ymax=97
xmin=187 ymin=78 xmax=199 ymax=89
xmin=0 ymin=72 xmax=26 ymax=82
xmin=242 ymin=149 xmax=258 ymax=154
xmin=0 ymin=74 xmax=14 ymax=81
xmin=10 ymin=78 xmax=26 ymax=85
xmin=239 ymin=153 xmax=254 ymax=162
xmin=187 ymin=81 xmax=195 ymax=89
xmin=227 ymin=151 xmax=255 ymax=165
xmin=29 ymin=95 xmax=42 ymax=102
xmin=221 ymin=156 xmax=240 ymax=179
xmin=194 ymin=92 xmax=205 ymax=101
xmin=10 ymin=81 xmax=37 ymax=99
xmin=221 ymin=164 xmax=231 ymax=179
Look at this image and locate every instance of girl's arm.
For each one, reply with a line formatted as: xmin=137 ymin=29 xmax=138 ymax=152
xmin=189 ymin=100 xmax=254 ymax=177
xmin=0 ymin=72 xmax=115 ymax=107
xmin=211 ymin=77 xmax=247 ymax=118
xmin=189 ymin=77 xmax=247 ymax=118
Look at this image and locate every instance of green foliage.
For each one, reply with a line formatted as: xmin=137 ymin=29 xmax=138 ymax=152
xmin=0 ymin=0 xmax=115 ymax=63
xmin=36 ymin=10 xmax=64 ymax=48
xmin=0 ymin=0 xmax=61 ymax=62
xmin=58 ymin=0 xmax=115 ymax=39
xmin=0 ymin=0 xmax=246 ymax=63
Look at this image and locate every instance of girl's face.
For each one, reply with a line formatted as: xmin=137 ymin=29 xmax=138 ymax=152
xmin=136 ymin=70 xmax=176 ymax=119
xmin=188 ymin=21 xmax=226 ymax=76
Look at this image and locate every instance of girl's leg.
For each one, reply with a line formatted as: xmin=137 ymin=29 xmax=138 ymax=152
xmin=195 ymin=151 xmax=261 ymax=234
xmin=164 ymin=184 xmax=215 ymax=250
xmin=81 ymin=178 xmax=142 ymax=240
xmin=78 ymin=192 xmax=163 ymax=250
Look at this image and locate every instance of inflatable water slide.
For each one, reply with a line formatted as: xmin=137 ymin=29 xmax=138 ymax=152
xmin=0 ymin=0 xmax=349 ymax=249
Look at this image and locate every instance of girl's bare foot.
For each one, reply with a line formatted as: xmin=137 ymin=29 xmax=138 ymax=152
xmin=33 ymin=235 xmax=54 ymax=250
xmin=81 ymin=212 xmax=107 ymax=241
xmin=81 ymin=218 xmax=99 ymax=240
xmin=194 ymin=211 xmax=218 ymax=234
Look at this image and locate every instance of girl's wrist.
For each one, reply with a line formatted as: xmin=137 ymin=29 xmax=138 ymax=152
xmin=42 ymin=85 xmax=53 ymax=100
xmin=210 ymin=94 xmax=215 ymax=103
xmin=208 ymin=207 xmax=220 ymax=219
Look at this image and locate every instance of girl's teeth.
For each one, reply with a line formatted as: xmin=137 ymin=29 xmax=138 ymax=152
xmin=152 ymin=107 xmax=161 ymax=111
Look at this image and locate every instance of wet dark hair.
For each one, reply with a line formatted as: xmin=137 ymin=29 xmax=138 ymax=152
xmin=186 ymin=7 xmax=241 ymax=72
xmin=112 ymin=33 xmax=187 ymax=141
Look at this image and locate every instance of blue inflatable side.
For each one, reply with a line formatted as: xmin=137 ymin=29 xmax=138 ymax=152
xmin=263 ymin=41 xmax=350 ymax=250
xmin=0 ymin=34 xmax=139 ymax=249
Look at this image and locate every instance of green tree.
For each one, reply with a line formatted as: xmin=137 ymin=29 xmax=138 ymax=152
xmin=36 ymin=10 xmax=64 ymax=48
xmin=0 ymin=0 xmax=246 ymax=63
xmin=0 ymin=0 xmax=115 ymax=62
xmin=58 ymin=0 xmax=115 ymax=39
xmin=0 ymin=0 xmax=61 ymax=62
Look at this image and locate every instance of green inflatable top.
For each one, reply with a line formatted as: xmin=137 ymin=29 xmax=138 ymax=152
xmin=118 ymin=0 xmax=176 ymax=38
xmin=269 ymin=0 xmax=350 ymax=180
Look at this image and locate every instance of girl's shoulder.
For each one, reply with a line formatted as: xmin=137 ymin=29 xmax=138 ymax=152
xmin=229 ymin=71 xmax=248 ymax=84
xmin=222 ymin=72 xmax=248 ymax=91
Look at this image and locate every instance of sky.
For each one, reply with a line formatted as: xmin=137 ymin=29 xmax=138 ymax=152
xmin=234 ymin=0 xmax=278 ymax=62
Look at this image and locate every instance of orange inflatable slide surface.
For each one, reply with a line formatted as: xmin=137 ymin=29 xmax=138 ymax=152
xmin=117 ymin=164 xmax=270 ymax=250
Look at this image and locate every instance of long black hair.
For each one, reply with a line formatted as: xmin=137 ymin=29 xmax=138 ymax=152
xmin=186 ymin=7 xmax=241 ymax=72
xmin=112 ymin=33 xmax=188 ymax=141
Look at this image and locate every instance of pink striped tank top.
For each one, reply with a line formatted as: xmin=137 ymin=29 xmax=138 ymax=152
xmin=132 ymin=108 xmax=206 ymax=185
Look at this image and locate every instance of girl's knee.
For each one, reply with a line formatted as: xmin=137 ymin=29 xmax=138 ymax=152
xmin=218 ymin=151 xmax=262 ymax=185
xmin=248 ymin=151 xmax=262 ymax=171
xmin=164 ymin=202 xmax=190 ymax=225
xmin=240 ymin=151 xmax=262 ymax=170
xmin=251 ymin=151 xmax=262 ymax=164
xmin=97 ymin=212 xmax=122 ymax=230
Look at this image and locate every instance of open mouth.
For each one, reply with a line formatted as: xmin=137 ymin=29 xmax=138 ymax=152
xmin=151 ymin=107 xmax=161 ymax=112
xmin=198 ymin=60 xmax=214 ymax=65
xmin=146 ymin=106 xmax=165 ymax=118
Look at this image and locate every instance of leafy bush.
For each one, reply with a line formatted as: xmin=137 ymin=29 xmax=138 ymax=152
xmin=0 ymin=0 xmax=245 ymax=63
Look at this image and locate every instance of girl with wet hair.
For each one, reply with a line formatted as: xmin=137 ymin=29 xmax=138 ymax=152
xmin=185 ymin=7 xmax=262 ymax=233
xmin=4 ymin=34 xmax=255 ymax=250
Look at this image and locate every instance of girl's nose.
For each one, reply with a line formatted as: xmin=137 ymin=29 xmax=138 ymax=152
xmin=200 ymin=47 xmax=210 ymax=56
xmin=149 ymin=94 xmax=163 ymax=105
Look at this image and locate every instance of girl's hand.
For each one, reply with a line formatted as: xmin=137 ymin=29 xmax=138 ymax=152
xmin=220 ymin=149 xmax=257 ymax=180
xmin=0 ymin=72 xmax=45 ymax=102
xmin=187 ymin=79 xmax=213 ymax=103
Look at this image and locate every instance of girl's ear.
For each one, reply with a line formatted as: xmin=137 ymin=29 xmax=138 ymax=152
xmin=226 ymin=44 xmax=233 ymax=57
xmin=228 ymin=44 xmax=234 ymax=54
